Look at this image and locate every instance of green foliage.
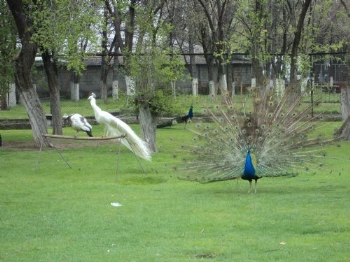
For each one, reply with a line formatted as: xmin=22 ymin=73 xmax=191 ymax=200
xmin=134 ymin=89 xmax=183 ymax=116
xmin=30 ymin=0 xmax=103 ymax=76
xmin=0 ymin=2 xmax=16 ymax=94
xmin=126 ymin=48 xmax=185 ymax=92
xmin=122 ymin=11 xmax=185 ymax=116
xmin=0 ymin=127 xmax=350 ymax=261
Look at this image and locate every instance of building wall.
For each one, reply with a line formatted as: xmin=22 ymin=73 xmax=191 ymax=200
xmin=34 ymin=63 xmax=254 ymax=98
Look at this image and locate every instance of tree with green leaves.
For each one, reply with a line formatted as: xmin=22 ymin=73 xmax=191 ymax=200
xmin=6 ymin=0 xmax=52 ymax=147
xmin=34 ymin=0 xmax=101 ymax=133
xmin=0 ymin=1 xmax=16 ymax=110
xmin=128 ymin=4 xmax=185 ymax=152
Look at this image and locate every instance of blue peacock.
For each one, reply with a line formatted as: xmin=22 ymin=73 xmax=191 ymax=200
xmin=175 ymin=87 xmax=339 ymax=193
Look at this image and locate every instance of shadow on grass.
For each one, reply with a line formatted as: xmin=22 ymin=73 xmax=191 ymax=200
xmin=179 ymin=176 xmax=350 ymax=196
xmin=117 ymin=176 xmax=168 ymax=185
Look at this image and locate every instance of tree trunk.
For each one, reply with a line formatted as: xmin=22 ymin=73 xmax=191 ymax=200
xmin=189 ymin=32 xmax=198 ymax=96
xmin=7 ymin=0 xmax=51 ymax=148
xmin=205 ymin=55 xmax=216 ymax=98
xmin=42 ymin=51 xmax=62 ymax=135
xmin=339 ymin=0 xmax=350 ymax=140
xmin=125 ymin=75 xmax=135 ymax=96
xmin=101 ymin=9 xmax=109 ymax=104
xmin=290 ymin=0 xmax=312 ymax=86
xmin=19 ymin=88 xmax=52 ymax=147
xmin=112 ymin=56 xmax=119 ymax=100
xmin=71 ymin=73 xmax=80 ymax=101
xmin=138 ymin=104 xmax=157 ymax=153
xmin=339 ymin=43 xmax=350 ymax=140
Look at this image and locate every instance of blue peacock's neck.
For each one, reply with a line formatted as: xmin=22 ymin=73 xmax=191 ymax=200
xmin=242 ymin=151 xmax=256 ymax=178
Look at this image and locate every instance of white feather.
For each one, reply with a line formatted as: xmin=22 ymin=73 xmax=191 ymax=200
xmin=64 ymin=113 xmax=93 ymax=137
xmin=88 ymin=93 xmax=151 ymax=161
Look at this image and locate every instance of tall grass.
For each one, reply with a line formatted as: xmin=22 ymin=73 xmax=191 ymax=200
xmin=1 ymin=122 xmax=350 ymax=261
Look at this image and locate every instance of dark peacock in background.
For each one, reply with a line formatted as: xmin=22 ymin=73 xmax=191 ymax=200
xmin=174 ymin=105 xmax=193 ymax=128
xmin=174 ymin=87 xmax=340 ymax=193
xmin=181 ymin=105 xmax=194 ymax=124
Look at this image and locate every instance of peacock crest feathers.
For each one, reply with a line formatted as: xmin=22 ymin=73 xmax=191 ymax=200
xmin=173 ymin=87 xmax=339 ymax=185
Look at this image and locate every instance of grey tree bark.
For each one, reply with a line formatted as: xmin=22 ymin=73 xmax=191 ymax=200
xmin=7 ymin=0 xmax=51 ymax=147
xmin=138 ymin=104 xmax=157 ymax=153
xmin=42 ymin=51 xmax=62 ymax=135
xmin=338 ymin=0 xmax=350 ymax=140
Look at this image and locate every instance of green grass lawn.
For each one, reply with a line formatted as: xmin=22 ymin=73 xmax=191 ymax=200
xmin=1 ymin=122 xmax=350 ymax=261
xmin=0 ymin=91 xmax=342 ymax=120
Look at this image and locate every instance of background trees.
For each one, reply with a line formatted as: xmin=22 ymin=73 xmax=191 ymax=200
xmin=0 ymin=1 xmax=16 ymax=110
xmin=3 ymin=0 xmax=350 ymax=147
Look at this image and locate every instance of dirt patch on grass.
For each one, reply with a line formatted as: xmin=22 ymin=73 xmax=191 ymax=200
xmin=1 ymin=140 xmax=115 ymax=151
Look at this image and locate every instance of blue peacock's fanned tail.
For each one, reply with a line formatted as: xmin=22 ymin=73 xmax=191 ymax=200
xmin=175 ymin=87 xmax=340 ymax=184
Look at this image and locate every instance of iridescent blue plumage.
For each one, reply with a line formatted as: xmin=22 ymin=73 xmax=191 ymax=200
xmin=180 ymin=106 xmax=194 ymax=128
xmin=188 ymin=106 xmax=193 ymax=119
xmin=242 ymin=149 xmax=260 ymax=193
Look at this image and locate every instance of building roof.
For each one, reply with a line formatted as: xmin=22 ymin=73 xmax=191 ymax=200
xmin=84 ymin=54 xmax=251 ymax=66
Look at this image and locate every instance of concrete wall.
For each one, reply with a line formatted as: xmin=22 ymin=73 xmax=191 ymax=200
xmin=33 ymin=62 xmax=253 ymax=99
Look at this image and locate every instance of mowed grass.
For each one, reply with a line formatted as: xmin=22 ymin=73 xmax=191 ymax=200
xmin=1 ymin=122 xmax=350 ymax=261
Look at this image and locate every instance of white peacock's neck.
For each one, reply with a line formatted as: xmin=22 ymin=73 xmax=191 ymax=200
xmin=90 ymin=98 xmax=101 ymax=113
